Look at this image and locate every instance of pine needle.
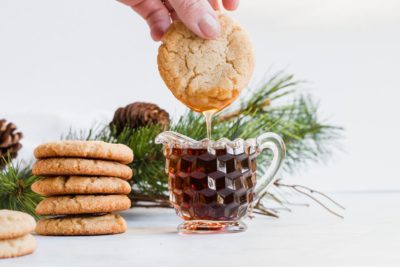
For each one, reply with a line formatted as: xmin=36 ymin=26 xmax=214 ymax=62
xmin=63 ymin=71 xmax=344 ymax=217
xmin=0 ymin=158 xmax=43 ymax=219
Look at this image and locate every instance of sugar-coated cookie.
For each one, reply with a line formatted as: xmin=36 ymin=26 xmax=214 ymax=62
xmin=0 ymin=210 xmax=36 ymax=240
xmin=35 ymin=195 xmax=131 ymax=215
xmin=34 ymin=140 xmax=134 ymax=164
xmin=31 ymin=176 xmax=131 ymax=196
xmin=32 ymin=158 xmax=133 ymax=180
xmin=35 ymin=214 xmax=127 ymax=236
xmin=0 ymin=234 xmax=36 ymax=259
xmin=158 ymin=13 xmax=254 ymax=112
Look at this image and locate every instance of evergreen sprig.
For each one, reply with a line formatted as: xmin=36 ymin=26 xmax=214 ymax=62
xmin=64 ymin=72 xmax=343 ymax=206
xmin=0 ymin=71 xmax=343 ymax=218
xmin=0 ymin=158 xmax=43 ymax=219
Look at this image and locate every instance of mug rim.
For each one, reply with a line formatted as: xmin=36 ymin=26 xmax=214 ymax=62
xmin=155 ymin=131 xmax=258 ymax=150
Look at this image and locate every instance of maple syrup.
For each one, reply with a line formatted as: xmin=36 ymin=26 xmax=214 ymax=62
xmin=165 ymin=146 xmax=257 ymax=221
xmin=203 ymin=109 xmax=216 ymax=140
xmin=178 ymin=89 xmax=240 ymax=114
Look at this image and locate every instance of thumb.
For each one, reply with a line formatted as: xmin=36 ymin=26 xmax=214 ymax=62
xmin=168 ymin=0 xmax=220 ymax=39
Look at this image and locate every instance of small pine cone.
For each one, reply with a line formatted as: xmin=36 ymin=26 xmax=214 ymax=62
xmin=0 ymin=119 xmax=23 ymax=169
xmin=110 ymin=102 xmax=170 ymax=135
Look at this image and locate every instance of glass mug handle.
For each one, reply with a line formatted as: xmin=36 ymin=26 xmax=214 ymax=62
xmin=254 ymin=132 xmax=286 ymax=201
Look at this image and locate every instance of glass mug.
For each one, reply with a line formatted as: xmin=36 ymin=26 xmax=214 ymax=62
xmin=155 ymin=131 xmax=285 ymax=234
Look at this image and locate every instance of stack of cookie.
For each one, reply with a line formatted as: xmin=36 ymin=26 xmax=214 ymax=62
xmin=0 ymin=210 xmax=36 ymax=259
xmin=31 ymin=140 xmax=133 ymax=236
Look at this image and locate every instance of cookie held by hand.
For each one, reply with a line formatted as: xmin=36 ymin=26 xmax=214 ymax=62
xmin=158 ymin=13 xmax=254 ymax=112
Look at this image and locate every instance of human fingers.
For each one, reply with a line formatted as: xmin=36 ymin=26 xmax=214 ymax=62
xmin=168 ymin=0 xmax=220 ymax=39
xmin=118 ymin=0 xmax=171 ymax=41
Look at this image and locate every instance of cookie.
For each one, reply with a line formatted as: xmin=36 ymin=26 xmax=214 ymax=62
xmin=31 ymin=176 xmax=131 ymax=196
xmin=35 ymin=213 xmax=127 ymax=236
xmin=158 ymin=13 xmax=254 ymax=112
xmin=32 ymin=158 xmax=133 ymax=180
xmin=34 ymin=140 xmax=134 ymax=164
xmin=0 ymin=234 xmax=36 ymax=259
xmin=35 ymin=195 xmax=131 ymax=215
xmin=0 ymin=210 xmax=36 ymax=240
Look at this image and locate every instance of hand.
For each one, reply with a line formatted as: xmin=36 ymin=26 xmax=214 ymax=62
xmin=118 ymin=0 xmax=239 ymax=41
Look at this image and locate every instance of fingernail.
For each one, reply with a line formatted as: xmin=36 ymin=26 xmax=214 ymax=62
xmin=199 ymin=13 xmax=220 ymax=39
xmin=232 ymin=1 xmax=239 ymax=10
xmin=150 ymin=23 xmax=170 ymax=41
xmin=150 ymin=30 xmax=162 ymax=41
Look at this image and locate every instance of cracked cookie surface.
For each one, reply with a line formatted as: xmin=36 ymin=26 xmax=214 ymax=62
xmin=31 ymin=176 xmax=131 ymax=196
xmin=0 ymin=234 xmax=36 ymax=259
xmin=35 ymin=195 xmax=131 ymax=215
xmin=34 ymin=141 xmax=134 ymax=164
xmin=32 ymin=158 xmax=133 ymax=180
xmin=158 ymin=13 xmax=254 ymax=112
xmin=0 ymin=210 xmax=36 ymax=240
xmin=35 ymin=214 xmax=127 ymax=236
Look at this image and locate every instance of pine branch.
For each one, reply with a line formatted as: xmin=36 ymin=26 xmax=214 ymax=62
xmin=0 ymin=71 xmax=343 ymax=219
xmin=274 ymin=179 xmax=345 ymax=218
xmin=62 ymin=71 xmax=344 ymax=218
xmin=0 ymin=158 xmax=43 ymax=219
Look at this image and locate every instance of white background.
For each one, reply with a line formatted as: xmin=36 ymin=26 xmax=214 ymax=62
xmin=1 ymin=0 xmax=400 ymax=192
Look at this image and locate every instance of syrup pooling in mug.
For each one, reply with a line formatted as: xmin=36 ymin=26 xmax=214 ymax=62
xmin=165 ymin=146 xmax=258 ymax=221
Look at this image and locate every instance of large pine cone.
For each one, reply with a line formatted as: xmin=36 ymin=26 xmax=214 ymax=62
xmin=110 ymin=102 xmax=170 ymax=135
xmin=0 ymin=119 xmax=23 ymax=169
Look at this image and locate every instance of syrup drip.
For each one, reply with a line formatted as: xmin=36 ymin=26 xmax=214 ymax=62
xmin=203 ymin=109 xmax=217 ymax=141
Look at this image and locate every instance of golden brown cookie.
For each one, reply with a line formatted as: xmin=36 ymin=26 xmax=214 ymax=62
xmin=35 ymin=195 xmax=131 ymax=215
xmin=158 ymin=13 xmax=254 ymax=112
xmin=34 ymin=140 xmax=134 ymax=164
xmin=32 ymin=158 xmax=133 ymax=180
xmin=0 ymin=210 xmax=36 ymax=240
xmin=0 ymin=234 xmax=36 ymax=259
xmin=35 ymin=214 xmax=127 ymax=236
xmin=31 ymin=176 xmax=131 ymax=196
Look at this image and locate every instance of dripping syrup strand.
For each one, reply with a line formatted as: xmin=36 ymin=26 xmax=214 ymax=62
xmin=203 ymin=109 xmax=217 ymax=140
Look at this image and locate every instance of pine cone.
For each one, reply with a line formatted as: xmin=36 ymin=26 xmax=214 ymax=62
xmin=110 ymin=102 xmax=170 ymax=135
xmin=0 ymin=119 xmax=23 ymax=169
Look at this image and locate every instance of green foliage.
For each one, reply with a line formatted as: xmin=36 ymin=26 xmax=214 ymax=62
xmin=0 ymin=158 xmax=43 ymax=219
xmin=0 ymin=71 xmax=342 ymax=217
xmin=64 ymin=72 xmax=343 ymax=199
xmin=114 ymin=126 xmax=167 ymax=196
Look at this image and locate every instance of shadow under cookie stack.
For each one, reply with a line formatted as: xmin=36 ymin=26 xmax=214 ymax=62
xmin=31 ymin=141 xmax=133 ymax=236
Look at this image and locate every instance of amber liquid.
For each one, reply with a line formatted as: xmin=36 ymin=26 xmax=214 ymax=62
xmin=179 ymin=90 xmax=240 ymax=114
xmin=165 ymin=147 xmax=257 ymax=221
xmin=168 ymin=87 xmax=244 ymax=220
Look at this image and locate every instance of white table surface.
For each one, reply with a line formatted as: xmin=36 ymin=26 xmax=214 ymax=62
xmin=1 ymin=192 xmax=399 ymax=267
